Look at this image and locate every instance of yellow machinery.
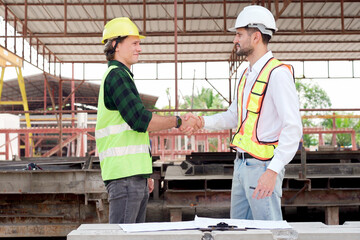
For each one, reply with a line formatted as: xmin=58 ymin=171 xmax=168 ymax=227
xmin=0 ymin=46 xmax=33 ymax=156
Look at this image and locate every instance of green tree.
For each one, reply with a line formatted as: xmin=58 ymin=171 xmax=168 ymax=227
xmin=295 ymin=80 xmax=332 ymax=147
xmin=180 ymin=87 xmax=226 ymax=115
xmin=295 ymin=81 xmax=331 ymax=109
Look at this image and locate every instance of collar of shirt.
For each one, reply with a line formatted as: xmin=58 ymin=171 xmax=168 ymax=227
xmin=246 ymin=51 xmax=273 ymax=77
xmin=108 ymin=60 xmax=134 ymax=78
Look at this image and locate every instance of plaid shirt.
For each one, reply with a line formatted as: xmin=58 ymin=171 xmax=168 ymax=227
xmin=103 ymin=60 xmax=152 ymax=133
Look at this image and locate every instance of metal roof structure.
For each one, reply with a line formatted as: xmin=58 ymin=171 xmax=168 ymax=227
xmin=0 ymin=0 xmax=359 ymax=73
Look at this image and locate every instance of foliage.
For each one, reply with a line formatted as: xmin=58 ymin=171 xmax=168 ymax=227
xmin=295 ymin=80 xmax=332 ymax=147
xmin=295 ymin=80 xmax=359 ymax=148
xmin=295 ymin=81 xmax=331 ymax=109
xmin=179 ymin=87 xmax=226 ymax=115
xmin=178 ymin=87 xmax=227 ymax=151
xmin=321 ymin=114 xmax=360 ymax=147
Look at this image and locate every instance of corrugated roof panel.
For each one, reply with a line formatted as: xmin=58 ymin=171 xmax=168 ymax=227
xmin=70 ymin=5 xmax=102 ymax=19
xmin=226 ymin=2 xmax=246 ymax=17
xmin=344 ymin=2 xmax=360 ymax=16
xmin=29 ymin=20 xmax=64 ymax=33
xmin=36 ymin=5 xmax=63 ymax=19
xmin=305 ymin=18 xmax=340 ymax=31
xmin=277 ymin=18 xmax=301 ymax=31
xmin=105 ymin=4 xmax=135 ymax=20
xmin=304 ymin=2 xmax=327 ymax=16
xmin=345 ymin=17 xmax=360 ymax=31
xmin=27 ymin=5 xmax=45 ymax=19
xmin=284 ymin=2 xmax=301 ymax=17
xmin=129 ymin=4 xmax=145 ymax=20
xmin=325 ymin=2 xmax=342 ymax=16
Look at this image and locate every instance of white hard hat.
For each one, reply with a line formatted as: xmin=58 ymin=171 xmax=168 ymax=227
xmin=228 ymin=5 xmax=278 ymax=37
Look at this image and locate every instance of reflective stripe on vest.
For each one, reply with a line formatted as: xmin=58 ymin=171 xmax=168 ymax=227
xmin=231 ymin=58 xmax=294 ymax=160
xmin=95 ymin=122 xmax=132 ymax=139
xmin=99 ymin=144 xmax=150 ymax=160
xmin=95 ymin=65 xmax=152 ymax=181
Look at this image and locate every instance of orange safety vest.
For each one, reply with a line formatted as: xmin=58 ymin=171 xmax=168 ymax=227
xmin=231 ymin=57 xmax=294 ymax=160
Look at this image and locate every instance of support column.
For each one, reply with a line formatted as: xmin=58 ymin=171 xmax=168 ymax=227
xmin=177 ymin=135 xmax=181 ymax=157
xmin=171 ymin=135 xmax=175 ymax=160
xmin=43 ymin=75 xmax=47 ymax=113
xmin=332 ymin=113 xmax=337 ymax=146
xmin=71 ymin=63 xmax=75 ymax=156
xmin=351 ymin=131 xmax=357 ymax=150
xmin=325 ymin=206 xmax=339 ymax=225
xmin=319 ymin=133 xmax=324 ymax=146
xmin=76 ymin=112 xmax=88 ymax=157
xmin=191 ymin=136 xmax=195 ymax=151
xmin=218 ymin=135 xmax=221 ymax=151
xmin=169 ymin=208 xmax=182 ymax=222
xmin=174 ymin=0 xmax=178 ymax=110
xmin=58 ymin=78 xmax=63 ymax=156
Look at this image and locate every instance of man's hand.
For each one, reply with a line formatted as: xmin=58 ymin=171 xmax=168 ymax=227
xmin=179 ymin=113 xmax=203 ymax=135
xmin=252 ymin=169 xmax=278 ymax=200
xmin=148 ymin=178 xmax=154 ymax=193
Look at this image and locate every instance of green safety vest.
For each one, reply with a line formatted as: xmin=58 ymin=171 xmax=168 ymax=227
xmin=95 ymin=65 xmax=152 ymax=181
xmin=231 ymin=58 xmax=293 ymax=160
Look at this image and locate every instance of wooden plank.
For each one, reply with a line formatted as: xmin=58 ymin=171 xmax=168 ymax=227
xmin=0 ymin=46 xmax=22 ymax=68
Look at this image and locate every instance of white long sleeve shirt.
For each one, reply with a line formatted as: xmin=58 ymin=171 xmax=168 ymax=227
xmin=204 ymin=51 xmax=303 ymax=173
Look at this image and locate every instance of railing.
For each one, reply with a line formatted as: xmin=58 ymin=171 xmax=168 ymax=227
xmin=0 ymin=111 xmax=358 ymax=160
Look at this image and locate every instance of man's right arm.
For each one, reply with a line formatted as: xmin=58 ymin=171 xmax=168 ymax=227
xmin=147 ymin=114 xmax=177 ymax=132
xmin=203 ymin=100 xmax=238 ymax=130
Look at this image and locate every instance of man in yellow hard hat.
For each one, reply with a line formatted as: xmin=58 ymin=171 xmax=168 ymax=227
xmin=95 ymin=17 xmax=198 ymax=224
xmin=184 ymin=5 xmax=302 ymax=221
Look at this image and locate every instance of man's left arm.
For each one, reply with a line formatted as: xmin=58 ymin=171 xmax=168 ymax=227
xmin=253 ymin=67 xmax=303 ymax=199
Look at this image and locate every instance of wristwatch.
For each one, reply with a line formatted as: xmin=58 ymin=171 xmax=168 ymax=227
xmin=175 ymin=116 xmax=182 ymax=128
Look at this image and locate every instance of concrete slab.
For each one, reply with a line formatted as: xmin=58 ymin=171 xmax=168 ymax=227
xmin=343 ymin=221 xmax=360 ymax=227
xmin=295 ymin=227 xmax=360 ymax=240
xmin=68 ymin=223 xmax=360 ymax=240
xmin=290 ymin=222 xmax=327 ymax=229
xmin=77 ymin=224 xmax=121 ymax=230
xmin=326 ymin=225 xmax=360 ymax=229
xmin=212 ymin=229 xmax=274 ymax=240
xmin=67 ymin=229 xmax=203 ymax=240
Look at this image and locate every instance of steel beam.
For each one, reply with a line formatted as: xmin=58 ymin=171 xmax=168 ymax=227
xmin=165 ymin=188 xmax=360 ymax=209
xmin=0 ymin=193 xmax=108 ymax=237
xmin=0 ymin=170 xmax=105 ymax=194
xmin=283 ymin=189 xmax=360 ymax=206
xmin=0 ymin=224 xmax=80 ymax=237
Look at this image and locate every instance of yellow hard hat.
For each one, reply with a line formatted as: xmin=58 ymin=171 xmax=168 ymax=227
xmin=102 ymin=17 xmax=145 ymax=44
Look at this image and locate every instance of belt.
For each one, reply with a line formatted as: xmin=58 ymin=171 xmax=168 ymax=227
xmin=236 ymin=151 xmax=271 ymax=161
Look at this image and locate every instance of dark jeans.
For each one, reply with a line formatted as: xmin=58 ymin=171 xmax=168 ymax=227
xmin=106 ymin=176 xmax=149 ymax=223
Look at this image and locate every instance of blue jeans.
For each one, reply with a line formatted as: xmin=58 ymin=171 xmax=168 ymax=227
xmin=230 ymin=154 xmax=285 ymax=220
xmin=106 ymin=176 xmax=149 ymax=223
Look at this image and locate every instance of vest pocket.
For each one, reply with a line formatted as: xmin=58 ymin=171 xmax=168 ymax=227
xmin=247 ymin=93 xmax=262 ymax=113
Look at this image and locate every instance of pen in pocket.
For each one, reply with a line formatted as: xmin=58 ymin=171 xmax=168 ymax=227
xmin=249 ymin=186 xmax=256 ymax=190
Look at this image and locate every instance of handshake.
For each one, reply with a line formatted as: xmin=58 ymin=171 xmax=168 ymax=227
xmin=179 ymin=113 xmax=204 ymax=136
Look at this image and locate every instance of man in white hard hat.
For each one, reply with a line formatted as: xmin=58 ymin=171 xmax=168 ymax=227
xmin=184 ymin=5 xmax=302 ymax=220
xmin=95 ymin=17 xmax=198 ymax=224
